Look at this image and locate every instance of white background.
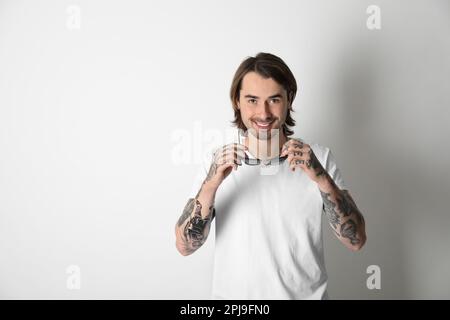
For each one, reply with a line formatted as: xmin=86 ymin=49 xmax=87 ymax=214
xmin=0 ymin=0 xmax=449 ymax=299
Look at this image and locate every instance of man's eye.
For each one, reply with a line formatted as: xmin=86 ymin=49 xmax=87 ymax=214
xmin=248 ymin=99 xmax=257 ymax=104
xmin=270 ymin=99 xmax=280 ymax=103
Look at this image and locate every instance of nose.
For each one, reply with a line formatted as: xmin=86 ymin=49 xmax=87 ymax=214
xmin=256 ymin=101 xmax=272 ymax=121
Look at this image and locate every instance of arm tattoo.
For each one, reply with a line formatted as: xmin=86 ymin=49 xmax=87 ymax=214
xmin=321 ymin=190 xmax=364 ymax=245
xmin=178 ymin=198 xmax=215 ymax=250
xmin=338 ymin=190 xmax=364 ymax=223
xmin=177 ymin=198 xmax=196 ymax=227
xmin=183 ymin=200 xmax=214 ymax=248
xmin=320 ymin=190 xmax=340 ymax=229
xmin=336 ymin=193 xmax=353 ymax=217
xmin=340 ymin=219 xmax=360 ymax=245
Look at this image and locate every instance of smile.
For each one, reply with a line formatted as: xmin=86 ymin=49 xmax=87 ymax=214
xmin=253 ymin=120 xmax=274 ymax=129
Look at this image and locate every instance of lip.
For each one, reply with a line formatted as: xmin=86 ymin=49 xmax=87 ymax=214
xmin=253 ymin=120 xmax=274 ymax=129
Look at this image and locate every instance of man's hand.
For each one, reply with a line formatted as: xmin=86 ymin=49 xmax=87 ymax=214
xmin=280 ymin=138 xmax=367 ymax=251
xmin=204 ymin=143 xmax=247 ymax=189
xmin=175 ymin=143 xmax=247 ymax=256
xmin=280 ymin=138 xmax=326 ymax=183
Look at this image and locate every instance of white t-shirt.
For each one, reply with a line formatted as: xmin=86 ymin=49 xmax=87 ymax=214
xmin=189 ymin=134 xmax=346 ymax=300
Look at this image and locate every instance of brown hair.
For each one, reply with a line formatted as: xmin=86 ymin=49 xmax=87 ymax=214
xmin=230 ymin=52 xmax=297 ymax=137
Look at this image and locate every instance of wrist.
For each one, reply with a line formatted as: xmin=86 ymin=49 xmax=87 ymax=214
xmin=316 ymin=173 xmax=335 ymax=192
xmin=202 ymin=179 xmax=220 ymax=193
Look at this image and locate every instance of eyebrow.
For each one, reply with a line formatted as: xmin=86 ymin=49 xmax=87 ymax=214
xmin=244 ymin=93 xmax=283 ymax=99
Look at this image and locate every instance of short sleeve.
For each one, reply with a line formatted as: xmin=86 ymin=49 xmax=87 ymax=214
xmin=324 ymin=149 xmax=347 ymax=190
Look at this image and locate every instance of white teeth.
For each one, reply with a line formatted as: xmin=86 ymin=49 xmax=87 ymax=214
xmin=255 ymin=121 xmax=272 ymax=126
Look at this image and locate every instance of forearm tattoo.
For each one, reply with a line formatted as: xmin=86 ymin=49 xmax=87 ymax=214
xmin=321 ymin=190 xmax=340 ymax=230
xmin=321 ymin=189 xmax=365 ymax=245
xmin=340 ymin=190 xmax=364 ymax=224
xmin=178 ymin=198 xmax=215 ymax=250
xmin=336 ymin=193 xmax=353 ymax=217
xmin=177 ymin=198 xmax=196 ymax=227
xmin=340 ymin=219 xmax=360 ymax=245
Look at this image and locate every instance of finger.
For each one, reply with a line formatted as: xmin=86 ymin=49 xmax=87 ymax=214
xmin=289 ymin=143 xmax=305 ymax=152
xmin=289 ymin=150 xmax=303 ymax=157
xmin=280 ymin=140 xmax=292 ymax=156
xmin=289 ymin=154 xmax=305 ymax=164
xmin=305 ymin=159 xmax=312 ymax=168
xmin=217 ymin=158 xmax=240 ymax=171
xmin=221 ymin=143 xmax=248 ymax=153
xmin=289 ymin=159 xmax=305 ymax=171
xmin=286 ymin=149 xmax=305 ymax=162
xmin=289 ymin=150 xmax=315 ymax=170
xmin=291 ymin=140 xmax=304 ymax=149
xmin=213 ymin=143 xmax=247 ymax=159
xmin=216 ymin=150 xmax=244 ymax=166
xmin=281 ymin=142 xmax=305 ymax=157
xmin=232 ymin=145 xmax=247 ymax=166
xmin=220 ymin=147 xmax=246 ymax=162
xmin=292 ymin=151 xmax=310 ymax=164
xmin=214 ymin=146 xmax=246 ymax=162
xmin=287 ymin=138 xmax=304 ymax=147
xmin=215 ymin=162 xmax=236 ymax=174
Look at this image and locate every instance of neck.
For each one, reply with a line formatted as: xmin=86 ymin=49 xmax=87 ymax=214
xmin=243 ymin=129 xmax=287 ymax=160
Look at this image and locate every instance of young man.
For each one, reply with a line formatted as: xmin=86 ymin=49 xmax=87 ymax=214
xmin=175 ymin=52 xmax=366 ymax=299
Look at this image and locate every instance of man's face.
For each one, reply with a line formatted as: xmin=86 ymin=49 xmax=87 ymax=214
xmin=237 ymin=71 xmax=289 ymax=140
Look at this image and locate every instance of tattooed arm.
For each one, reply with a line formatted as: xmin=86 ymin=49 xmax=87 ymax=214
xmin=318 ymin=175 xmax=367 ymax=251
xmin=280 ymin=138 xmax=366 ymax=251
xmin=175 ymin=143 xmax=246 ymax=256
xmin=175 ymin=181 xmax=217 ymax=256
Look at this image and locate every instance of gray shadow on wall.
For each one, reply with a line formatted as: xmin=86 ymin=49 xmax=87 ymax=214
xmin=330 ymin=20 xmax=450 ymax=297
xmin=323 ymin=43 xmax=409 ymax=299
